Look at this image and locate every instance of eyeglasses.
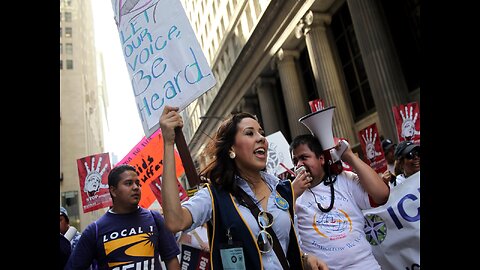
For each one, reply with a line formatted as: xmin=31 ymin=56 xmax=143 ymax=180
xmin=257 ymin=211 xmax=274 ymax=253
xmin=404 ymin=149 xmax=420 ymax=160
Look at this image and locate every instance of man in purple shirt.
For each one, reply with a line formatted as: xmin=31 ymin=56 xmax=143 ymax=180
xmin=66 ymin=164 xmax=180 ymax=270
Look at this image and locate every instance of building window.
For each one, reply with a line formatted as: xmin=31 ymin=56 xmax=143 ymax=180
xmin=64 ymin=12 xmax=72 ymax=22
xmin=299 ymin=48 xmax=318 ymax=103
xmin=253 ymin=0 xmax=261 ymax=18
xmin=60 ymin=60 xmax=63 ymax=69
xmin=60 ymin=43 xmax=63 ymax=54
xmin=66 ymin=60 xmax=73 ymax=69
xmin=381 ymin=0 xmax=420 ymax=92
xmin=331 ymin=3 xmax=375 ymax=121
xmin=66 ymin=43 xmax=73 ymax=54
xmin=61 ymin=191 xmax=80 ymax=229
xmin=60 ymin=27 xmax=62 ymax=37
xmin=245 ymin=3 xmax=253 ymax=30
xmin=227 ymin=2 xmax=232 ymax=17
xmin=65 ymin=27 xmax=72 ymax=38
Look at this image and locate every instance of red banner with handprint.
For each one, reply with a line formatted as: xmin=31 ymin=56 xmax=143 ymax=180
xmin=77 ymin=152 xmax=113 ymax=213
xmin=308 ymin=98 xmax=325 ymax=113
xmin=358 ymin=123 xmax=387 ymax=174
xmin=393 ymin=102 xmax=420 ymax=144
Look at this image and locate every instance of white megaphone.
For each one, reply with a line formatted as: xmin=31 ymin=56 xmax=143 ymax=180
xmin=299 ymin=106 xmax=349 ymax=175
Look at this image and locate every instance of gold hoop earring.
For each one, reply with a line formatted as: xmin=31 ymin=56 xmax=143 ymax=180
xmin=229 ymin=151 xmax=236 ymax=159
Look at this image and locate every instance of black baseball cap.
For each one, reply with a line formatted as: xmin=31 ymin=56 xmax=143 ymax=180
xmin=394 ymin=141 xmax=420 ymax=159
xmin=381 ymin=139 xmax=396 ymax=152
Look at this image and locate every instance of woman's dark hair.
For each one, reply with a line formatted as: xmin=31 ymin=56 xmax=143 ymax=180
xmin=199 ymin=112 xmax=258 ymax=193
xmin=108 ymin=164 xmax=137 ymax=187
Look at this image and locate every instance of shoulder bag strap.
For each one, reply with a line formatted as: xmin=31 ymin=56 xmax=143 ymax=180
xmin=236 ymin=188 xmax=290 ymax=270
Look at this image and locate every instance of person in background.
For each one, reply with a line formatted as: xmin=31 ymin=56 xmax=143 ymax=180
xmin=290 ymin=134 xmax=389 ymax=270
xmin=380 ymin=138 xmax=397 ymax=186
xmin=391 ymin=140 xmax=420 ymax=187
xmin=60 ymin=206 xmax=82 ymax=251
xmin=159 ymin=105 xmax=328 ymax=270
xmin=65 ymin=164 xmax=180 ymax=270
xmin=382 ymin=139 xmax=396 ymax=174
xmin=60 ymin=233 xmax=72 ymax=269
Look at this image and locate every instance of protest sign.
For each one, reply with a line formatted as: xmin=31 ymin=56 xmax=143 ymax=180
xmin=117 ymin=129 xmax=185 ymax=208
xmin=358 ymin=123 xmax=387 ymax=174
xmin=77 ymin=153 xmax=113 ymax=213
xmin=308 ymin=98 xmax=325 ymax=112
xmin=111 ymin=0 xmax=217 ymax=137
xmin=149 ymin=175 xmax=188 ymax=206
xmin=266 ymin=131 xmax=294 ymax=176
xmin=180 ymin=244 xmax=210 ymax=270
xmin=392 ymin=102 xmax=420 ymax=144
xmin=363 ymin=172 xmax=420 ymax=270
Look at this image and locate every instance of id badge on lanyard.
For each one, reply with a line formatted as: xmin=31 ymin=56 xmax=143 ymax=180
xmin=219 ymin=228 xmax=246 ymax=270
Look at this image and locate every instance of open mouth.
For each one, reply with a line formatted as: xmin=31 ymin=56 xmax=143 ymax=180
xmin=254 ymin=147 xmax=266 ymax=158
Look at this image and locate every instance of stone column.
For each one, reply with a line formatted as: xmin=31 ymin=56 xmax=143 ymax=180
xmin=275 ymin=49 xmax=310 ymax=138
xmin=255 ymin=77 xmax=281 ymax=135
xmin=296 ymin=11 xmax=356 ymax=142
xmin=347 ymin=0 xmax=409 ymax=140
xmin=241 ymin=94 xmax=258 ymax=116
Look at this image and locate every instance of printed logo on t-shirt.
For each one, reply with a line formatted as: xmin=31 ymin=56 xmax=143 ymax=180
xmin=103 ymin=227 xmax=156 ymax=269
xmin=312 ymin=209 xmax=352 ymax=240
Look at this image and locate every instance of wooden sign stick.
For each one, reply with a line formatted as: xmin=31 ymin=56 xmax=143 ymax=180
xmin=174 ymin=127 xmax=200 ymax=187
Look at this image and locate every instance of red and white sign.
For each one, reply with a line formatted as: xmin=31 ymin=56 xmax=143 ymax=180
xmin=77 ymin=152 xmax=113 ymax=213
xmin=358 ymin=123 xmax=387 ymax=174
xmin=149 ymin=176 xmax=188 ymax=206
xmin=117 ymin=129 xmax=185 ymax=209
xmin=308 ymin=98 xmax=325 ymax=112
xmin=392 ymin=102 xmax=420 ymax=144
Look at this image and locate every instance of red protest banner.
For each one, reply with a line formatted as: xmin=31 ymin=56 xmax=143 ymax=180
xmin=77 ymin=152 xmax=113 ymax=213
xmin=117 ymin=129 xmax=185 ymax=209
xmin=392 ymin=102 xmax=420 ymax=144
xmin=308 ymin=98 xmax=325 ymax=112
xmin=358 ymin=123 xmax=387 ymax=174
xmin=149 ymin=176 xmax=189 ymax=207
xmin=180 ymin=244 xmax=210 ymax=270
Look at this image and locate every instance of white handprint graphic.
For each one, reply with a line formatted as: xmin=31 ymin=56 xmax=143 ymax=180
xmin=400 ymin=105 xmax=420 ymax=140
xmin=84 ymin=156 xmax=110 ymax=197
xmin=362 ymin=128 xmax=381 ymax=161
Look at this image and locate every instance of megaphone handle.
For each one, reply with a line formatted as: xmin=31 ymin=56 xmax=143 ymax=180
xmin=330 ymin=140 xmax=349 ymax=162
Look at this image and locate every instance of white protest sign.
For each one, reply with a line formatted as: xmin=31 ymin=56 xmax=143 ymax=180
xmin=363 ymin=172 xmax=420 ymax=270
xmin=111 ymin=0 xmax=216 ymax=137
xmin=266 ymin=131 xmax=294 ymax=176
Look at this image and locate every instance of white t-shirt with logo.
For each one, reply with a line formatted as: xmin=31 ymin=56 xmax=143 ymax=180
xmin=295 ymin=171 xmax=381 ymax=270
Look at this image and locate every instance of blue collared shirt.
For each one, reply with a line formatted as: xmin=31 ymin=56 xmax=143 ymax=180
xmin=182 ymin=171 xmax=300 ymax=269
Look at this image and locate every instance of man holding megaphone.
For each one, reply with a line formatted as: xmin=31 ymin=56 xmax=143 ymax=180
xmin=289 ymin=106 xmax=390 ymax=270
